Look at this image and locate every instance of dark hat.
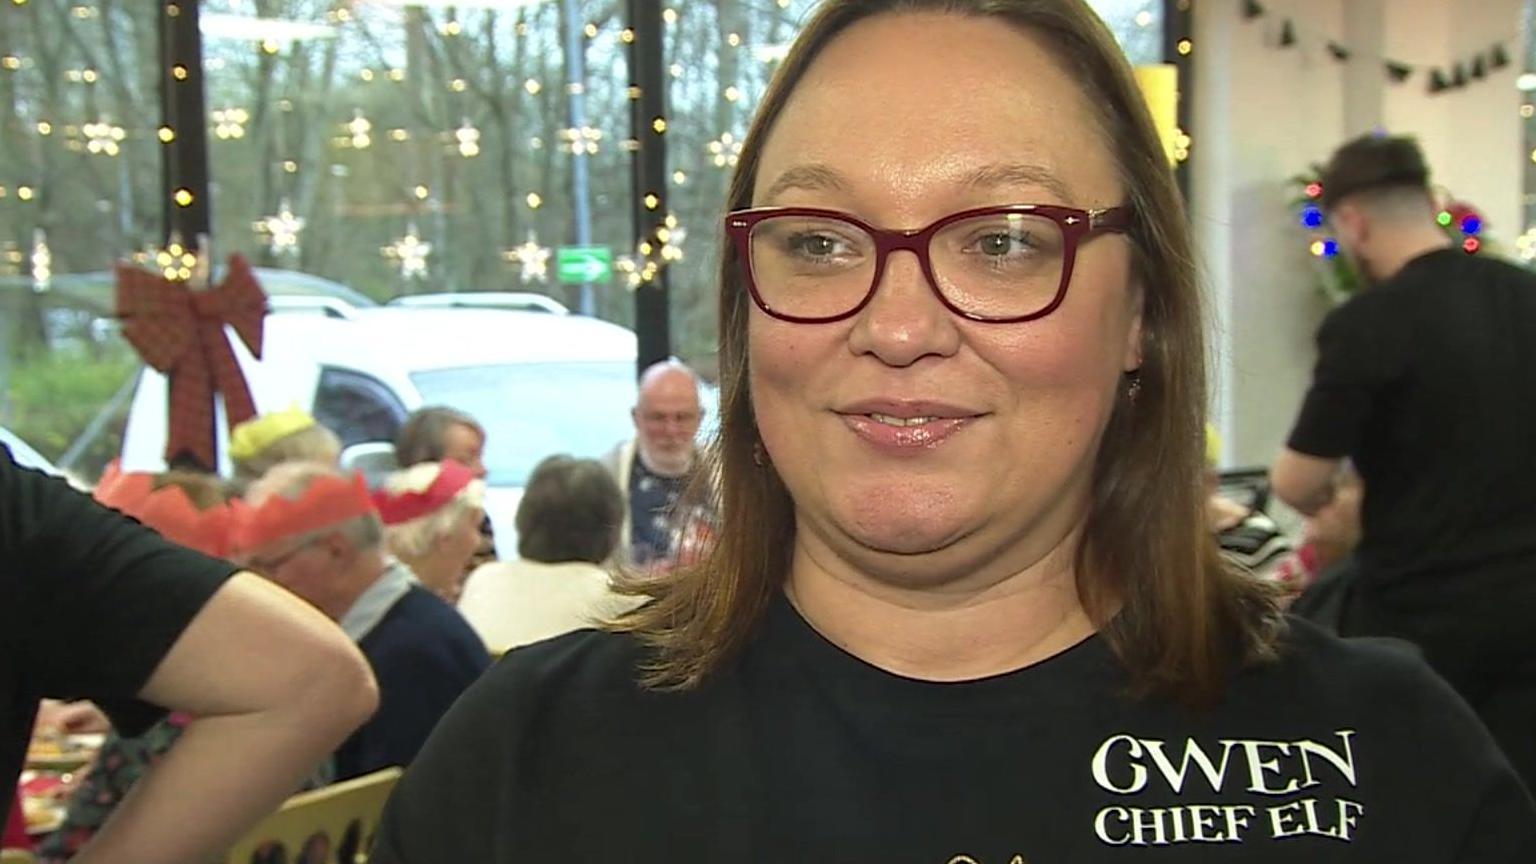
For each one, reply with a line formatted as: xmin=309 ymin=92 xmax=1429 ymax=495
xmin=1320 ymin=134 xmax=1430 ymax=210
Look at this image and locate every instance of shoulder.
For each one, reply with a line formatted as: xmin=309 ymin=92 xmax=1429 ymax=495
xmin=367 ymin=587 xmax=488 ymax=665
xmin=1249 ymin=618 xmax=1517 ymax=771
xmin=480 ymin=626 xmax=649 ymax=705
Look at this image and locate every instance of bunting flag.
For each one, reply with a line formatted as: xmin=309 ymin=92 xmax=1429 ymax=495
xmin=1241 ymin=0 xmax=1513 ymax=95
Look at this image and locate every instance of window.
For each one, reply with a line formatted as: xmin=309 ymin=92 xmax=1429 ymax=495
xmin=411 ymin=361 xmax=636 ymax=487
xmin=314 ymin=366 xmax=408 ymax=448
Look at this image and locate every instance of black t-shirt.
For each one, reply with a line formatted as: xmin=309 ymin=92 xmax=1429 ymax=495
xmin=0 ymin=444 xmax=235 ymax=817
xmin=1287 ymin=249 xmax=1536 ymax=596
xmin=372 ymin=594 xmax=1536 ymax=862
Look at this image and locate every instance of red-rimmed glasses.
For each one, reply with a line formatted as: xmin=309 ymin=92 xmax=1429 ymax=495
xmin=724 ymin=204 xmax=1133 ymax=324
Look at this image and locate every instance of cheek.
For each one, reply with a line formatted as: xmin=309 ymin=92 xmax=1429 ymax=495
xmin=748 ymin=318 xmax=834 ymax=457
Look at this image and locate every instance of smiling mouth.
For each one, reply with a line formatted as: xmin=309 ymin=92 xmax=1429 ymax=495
xmin=867 ymin=412 xmax=942 ymax=427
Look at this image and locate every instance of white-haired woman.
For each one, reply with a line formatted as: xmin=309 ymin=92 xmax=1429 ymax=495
xmin=374 ymin=460 xmax=485 ymax=604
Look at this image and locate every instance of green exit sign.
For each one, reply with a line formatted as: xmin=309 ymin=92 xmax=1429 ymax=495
xmin=556 ymin=245 xmax=613 ymax=284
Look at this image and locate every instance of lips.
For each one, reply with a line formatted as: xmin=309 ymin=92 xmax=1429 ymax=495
xmin=834 ymin=399 xmax=985 ymax=451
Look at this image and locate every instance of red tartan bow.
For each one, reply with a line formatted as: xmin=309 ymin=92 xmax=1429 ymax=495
xmin=115 ymin=254 xmax=267 ymax=469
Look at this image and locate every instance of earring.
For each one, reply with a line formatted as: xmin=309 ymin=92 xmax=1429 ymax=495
xmin=752 ymin=440 xmax=767 ymax=467
xmin=1125 ymin=371 xmax=1142 ymax=404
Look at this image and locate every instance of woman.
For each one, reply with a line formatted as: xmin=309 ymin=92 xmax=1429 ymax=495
xmin=374 ymin=460 xmax=485 ymax=604
xmin=458 ymin=455 xmax=636 ymax=653
xmin=371 ymin=1 xmax=1536 ymax=861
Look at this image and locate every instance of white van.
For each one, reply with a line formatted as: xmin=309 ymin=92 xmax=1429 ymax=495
xmin=120 ymin=305 xmax=640 ymax=555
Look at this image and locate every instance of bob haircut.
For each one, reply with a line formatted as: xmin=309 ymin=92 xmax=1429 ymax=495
xmin=613 ymin=0 xmax=1282 ymax=707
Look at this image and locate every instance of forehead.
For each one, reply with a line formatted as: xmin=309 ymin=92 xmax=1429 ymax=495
xmin=755 ymin=12 xmax=1121 ymax=212
xmin=640 ymin=379 xmax=700 ymax=412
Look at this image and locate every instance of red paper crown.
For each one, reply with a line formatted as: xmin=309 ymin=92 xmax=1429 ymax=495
xmin=371 ymin=460 xmax=476 ymax=526
xmin=94 ymin=461 xmax=233 ymax=558
xmin=231 ymin=471 xmax=377 ymax=554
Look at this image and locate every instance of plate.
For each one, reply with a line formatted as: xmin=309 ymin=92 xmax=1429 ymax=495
xmin=25 ymin=733 xmax=104 ymax=770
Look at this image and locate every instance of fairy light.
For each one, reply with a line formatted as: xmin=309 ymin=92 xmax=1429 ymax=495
xmin=347 ymin=110 xmax=372 ymax=149
xmin=83 ymin=119 xmax=125 ymax=156
xmin=254 ymin=197 xmax=305 ymax=256
xmin=708 ymin=132 xmax=743 ymax=168
xmin=524 ymin=78 xmax=542 ymax=94
xmin=525 ymin=192 xmax=543 ymax=209
xmin=382 ymin=222 xmax=431 ymax=279
xmin=31 ymin=228 xmax=51 ymax=292
xmin=212 ymin=107 xmax=248 ymax=140
xmin=456 ymin=120 xmax=481 ymax=157
xmin=503 ymin=233 xmax=552 ymax=284
xmin=561 ymin=125 xmax=603 ymax=155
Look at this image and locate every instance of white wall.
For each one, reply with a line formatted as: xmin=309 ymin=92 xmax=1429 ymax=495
xmin=1193 ymin=0 xmax=1525 ymax=468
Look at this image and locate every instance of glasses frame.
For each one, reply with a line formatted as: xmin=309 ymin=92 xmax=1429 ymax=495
xmin=724 ymin=204 xmax=1134 ymax=324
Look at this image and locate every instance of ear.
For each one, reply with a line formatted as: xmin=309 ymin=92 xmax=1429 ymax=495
xmin=1122 ymin=279 xmax=1145 ymax=373
xmin=631 ymin=406 xmax=640 ymax=427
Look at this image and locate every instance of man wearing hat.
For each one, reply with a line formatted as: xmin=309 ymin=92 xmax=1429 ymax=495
xmin=1272 ymin=133 xmax=1536 ymax=790
xmin=237 ymin=463 xmax=489 ymax=780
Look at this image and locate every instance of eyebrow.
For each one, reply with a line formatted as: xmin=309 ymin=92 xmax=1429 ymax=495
xmin=759 ymin=160 xmax=1078 ymax=206
xmin=762 ymin=163 xmax=848 ymax=201
xmin=960 ymin=162 xmax=1077 ymax=204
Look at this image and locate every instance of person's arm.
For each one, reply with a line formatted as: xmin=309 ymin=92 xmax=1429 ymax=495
xmin=1270 ymin=448 xmax=1343 ymax=516
xmin=71 ymin=572 xmax=378 ymax=864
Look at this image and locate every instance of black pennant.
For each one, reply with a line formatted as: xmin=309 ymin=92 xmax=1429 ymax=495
xmin=1385 ymin=61 xmax=1413 ymax=83
xmin=1242 ymin=0 xmax=1266 ymax=20
xmin=1472 ymin=56 xmax=1487 ymax=79
xmin=1451 ymin=62 xmax=1468 ymax=88
xmin=1428 ymin=69 xmax=1449 ymax=93
xmin=1279 ymin=19 xmax=1296 ymax=47
xmin=1492 ymin=44 xmax=1511 ymax=69
xmin=1327 ymin=41 xmax=1351 ymax=62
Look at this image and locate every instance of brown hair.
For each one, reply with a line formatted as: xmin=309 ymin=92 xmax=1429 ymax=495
xmin=394 ymin=406 xmax=484 ymax=467
xmin=612 ymin=0 xmax=1282 ymax=706
xmin=516 ymin=455 xmax=623 ymax=564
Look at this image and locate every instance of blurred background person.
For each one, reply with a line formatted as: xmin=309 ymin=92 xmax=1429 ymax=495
xmin=239 ymin=464 xmax=488 ymax=780
xmin=1273 ymin=133 xmax=1536 ymax=790
xmin=458 ymin=456 xmax=637 ymax=654
xmin=601 ymin=360 xmax=714 ymax=568
xmin=395 ymin=407 xmax=494 ymax=571
xmin=2 ymin=444 xmax=376 ymax=863
xmin=374 ymin=461 xmax=486 ymax=605
xmin=228 ymin=407 xmax=342 ymax=494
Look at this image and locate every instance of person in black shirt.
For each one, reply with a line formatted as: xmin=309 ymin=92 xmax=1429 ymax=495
xmin=0 ymin=444 xmax=377 ymax=862
xmin=1272 ymin=133 xmax=1536 ymax=792
xmin=372 ymin=2 xmax=1536 ymax=861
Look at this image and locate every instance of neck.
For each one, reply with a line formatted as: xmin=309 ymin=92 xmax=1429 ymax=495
xmin=325 ymin=549 xmax=389 ymax=621
xmin=1369 ymin=228 xmax=1453 ymax=282
xmin=784 ymin=530 xmax=1095 ymax=682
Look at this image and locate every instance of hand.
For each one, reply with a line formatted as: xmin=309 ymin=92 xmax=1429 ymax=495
xmin=46 ymin=701 xmax=112 ymax=735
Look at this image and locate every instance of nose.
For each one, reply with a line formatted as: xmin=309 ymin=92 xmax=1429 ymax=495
xmin=846 ymin=247 xmax=961 ymax=367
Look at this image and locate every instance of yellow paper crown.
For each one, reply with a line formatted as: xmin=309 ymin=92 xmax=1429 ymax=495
xmin=1205 ymin=423 xmax=1222 ymax=467
xmin=229 ymin=406 xmax=317 ymax=462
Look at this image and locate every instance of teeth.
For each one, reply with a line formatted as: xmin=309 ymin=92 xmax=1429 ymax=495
xmin=869 ymin=413 xmax=939 ymax=427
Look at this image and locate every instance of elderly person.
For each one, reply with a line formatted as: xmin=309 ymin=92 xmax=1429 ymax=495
xmin=372 ymin=2 xmax=1536 ymax=861
xmin=458 ymin=456 xmax=635 ymax=653
xmin=374 ymin=461 xmax=486 ymax=605
xmin=228 ymin=406 xmax=342 ymax=491
xmin=602 ymin=360 xmax=715 ymax=567
xmin=395 ymin=407 xmax=495 ymax=569
xmin=239 ymin=464 xmax=489 ymax=780
xmin=1 ymin=445 xmax=375 ymax=864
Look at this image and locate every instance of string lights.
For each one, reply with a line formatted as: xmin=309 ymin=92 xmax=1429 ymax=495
xmin=503 ymin=233 xmax=552 ymax=284
xmin=383 ymin=222 xmax=431 ymax=279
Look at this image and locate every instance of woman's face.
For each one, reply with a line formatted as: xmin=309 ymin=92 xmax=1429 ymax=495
xmin=749 ymin=12 xmax=1142 ymax=586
